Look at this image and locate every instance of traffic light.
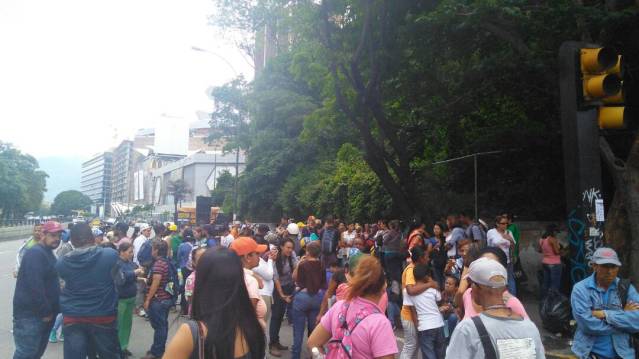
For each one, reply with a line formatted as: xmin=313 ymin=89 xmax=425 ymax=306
xmin=579 ymin=47 xmax=626 ymax=129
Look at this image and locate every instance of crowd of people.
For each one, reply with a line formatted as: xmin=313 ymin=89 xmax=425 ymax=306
xmin=11 ymin=212 xmax=639 ymax=359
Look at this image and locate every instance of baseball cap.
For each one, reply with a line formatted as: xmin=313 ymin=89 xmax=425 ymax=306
xmin=139 ymin=223 xmax=150 ymax=231
xmin=42 ymin=221 xmax=64 ymax=233
xmin=591 ymin=247 xmax=621 ymax=266
xmin=467 ymin=257 xmax=508 ymax=288
xmin=92 ymin=227 xmax=104 ymax=237
xmin=168 ymin=223 xmax=178 ymax=231
xmin=230 ymin=236 xmax=268 ymax=256
xmin=287 ymin=223 xmax=300 ymax=235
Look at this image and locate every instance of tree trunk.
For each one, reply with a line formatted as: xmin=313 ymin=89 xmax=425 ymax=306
xmin=600 ymin=136 xmax=639 ymax=286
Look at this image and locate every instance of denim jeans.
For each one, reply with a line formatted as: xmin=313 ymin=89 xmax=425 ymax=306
xmin=399 ymin=318 xmax=418 ymax=359
xmin=13 ymin=316 xmax=54 ymax=359
xmin=418 ymin=326 xmax=445 ymax=359
xmin=62 ymin=320 xmax=121 ymax=359
xmin=443 ymin=313 xmax=458 ymax=338
xmin=148 ymin=299 xmax=172 ymax=357
xmin=269 ymin=284 xmax=295 ymax=345
xmin=291 ymin=291 xmax=323 ymax=359
xmin=507 ymin=262 xmax=517 ymax=296
xmin=542 ymin=264 xmax=563 ymax=294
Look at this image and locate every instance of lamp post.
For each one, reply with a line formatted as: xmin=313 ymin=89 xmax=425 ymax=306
xmin=192 ymin=46 xmax=241 ymax=221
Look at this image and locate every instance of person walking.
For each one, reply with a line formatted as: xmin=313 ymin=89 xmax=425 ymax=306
xmin=446 ymin=257 xmax=545 ymax=358
xmin=307 ymin=255 xmax=398 ymax=358
xmin=56 ymin=222 xmax=121 ymax=359
xmin=13 ymin=220 xmax=62 ymax=359
xmin=571 ymin=247 xmax=639 ymax=358
xmin=142 ymin=239 xmax=173 ymax=359
xmin=291 ymin=242 xmax=326 ymax=359
xmin=269 ymin=238 xmax=299 ymax=357
xmin=177 ymin=230 xmax=195 ymax=315
xmin=162 ymin=248 xmax=266 ymax=359
xmin=115 ymin=242 xmax=145 ymax=357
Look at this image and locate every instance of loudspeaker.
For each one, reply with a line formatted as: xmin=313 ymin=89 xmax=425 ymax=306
xmin=196 ymin=196 xmax=213 ymax=225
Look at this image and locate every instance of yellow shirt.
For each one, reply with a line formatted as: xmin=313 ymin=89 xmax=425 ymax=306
xmin=400 ymin=263 xmax=416 ymax=321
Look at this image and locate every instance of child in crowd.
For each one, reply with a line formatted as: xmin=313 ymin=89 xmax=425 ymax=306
xmin=409 ymin=264 xmax=445 ymax=359
xmin=439 ymin=275 xmax=459 ymax=341
xmin=184 ymin=246 xmax=207 ymax=316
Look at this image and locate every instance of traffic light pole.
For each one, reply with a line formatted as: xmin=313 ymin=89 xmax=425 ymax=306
xmin=559 ymin=41 xmax=606 ymax=285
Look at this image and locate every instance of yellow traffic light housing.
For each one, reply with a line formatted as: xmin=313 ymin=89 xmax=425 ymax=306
xmin=580 ymin=47 xmax=626 ymax=129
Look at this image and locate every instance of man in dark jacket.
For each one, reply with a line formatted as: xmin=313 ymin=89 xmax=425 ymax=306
xmin=56 ymin=222 xmax=120 ymax=358
xmin=13 ymin=220 xmax=63 ymax=359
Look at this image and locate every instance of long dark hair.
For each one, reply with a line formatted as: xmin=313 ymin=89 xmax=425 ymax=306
xmin=276 ymin=238 xmax=295 ymax=275
xmin=192 ymin=248 xmax=265 ymax=359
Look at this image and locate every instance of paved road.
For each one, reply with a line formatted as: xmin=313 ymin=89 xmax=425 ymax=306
xmin=0 ymin=238 xmax=303 ymax=358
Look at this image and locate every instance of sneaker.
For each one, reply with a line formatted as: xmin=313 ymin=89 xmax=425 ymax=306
xmin=138 ymin=308 xmax=147 ymax=317
xmin=273 ymin=342 xmax=289 ymax=351
xmin=59 ymin=332 xmax=64 ymax=342
xmin=269 ymin=346 xmax=282 ymax=357
xmin=48 ymin=331 xmax=57 ymax=343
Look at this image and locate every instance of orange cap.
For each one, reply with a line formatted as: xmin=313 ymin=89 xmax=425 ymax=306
xmin=230 ymin=236 xmax=268 ymax=256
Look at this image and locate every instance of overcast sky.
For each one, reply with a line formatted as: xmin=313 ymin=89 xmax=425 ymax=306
xmin=0 ymin=0 xmax=253 ymax=159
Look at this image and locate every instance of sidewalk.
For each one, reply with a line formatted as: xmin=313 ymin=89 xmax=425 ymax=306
xmin=520 ymin=291 xmax=576 ymax=359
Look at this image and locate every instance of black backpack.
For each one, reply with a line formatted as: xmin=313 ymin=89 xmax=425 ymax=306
xmin=616 ymin=279 xmax=639 ymax=355
xmin=321 ymin=228 xmax=337 ymax=255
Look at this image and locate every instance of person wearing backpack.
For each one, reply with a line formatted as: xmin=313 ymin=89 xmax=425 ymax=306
xmin=447 ymin=257 xmax=544 ymax=358
xmin=319 ymin=217 xmax=340 ymax=270
xmin=142 ymin=239 xmax=175 ymax=359
xmin=307 ymin=255 xmax=398 ymax=359
xmin=571 ymin=247 xmax=639 ymax=359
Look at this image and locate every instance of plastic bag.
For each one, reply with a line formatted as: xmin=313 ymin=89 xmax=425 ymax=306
xmin=539 ymin=289 xmax=572 ymax=334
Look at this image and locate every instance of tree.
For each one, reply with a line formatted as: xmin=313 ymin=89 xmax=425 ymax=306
xmin=167 ymin=179 xmax=192 ymax=224
xmin=50 ymin=190 xmax=92 ymax=217
xmin=0 ymin=142 xmax=48 ymax=219
xmin=210 ymin=170 xmax=235 ymax=214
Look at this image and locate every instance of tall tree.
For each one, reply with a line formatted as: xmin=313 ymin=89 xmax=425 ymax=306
xmin=167 ymin=179 xmax=192 ymax=224
xmin=50 ymin=190 xmax=92 ymax=217
xmin=0 ymin=142 xmax=48 ymax=219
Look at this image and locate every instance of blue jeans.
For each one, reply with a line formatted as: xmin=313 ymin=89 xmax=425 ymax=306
xmin=542 ymin=264 xmax=563 ymax=294
xmin=148 ymin=299 xmax=172 ymax=357
xmin=291 ymin=291 xmax=323 ymax=359
xmin=13 ymin=316 xmax=54 ymax=359
xmin=443 ymin=313 xmax=458 ymax=338
xmin=62 ymin=320 xmax=121 ymax=359
xmin=507 ymin=262 xmax=517 ymax=296
xmin=418 ymin=327 xmax=445 ymax=359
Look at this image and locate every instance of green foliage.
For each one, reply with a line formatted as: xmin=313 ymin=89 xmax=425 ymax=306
xmin=210 ymin=0 xmax=639 ymax=222
xmin=210 ymin=170 xmax=235 ymax=214
xmin=51 ymin=190 xmax=92 ymax=216
xmin=167 ymin=179 xmax=192 ymax=223
xmin=0 ymin=142 xmax=48 ymax=219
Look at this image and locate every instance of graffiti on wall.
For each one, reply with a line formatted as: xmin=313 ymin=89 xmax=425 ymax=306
xmin=569 ymin=187 xmax=605 ymax=284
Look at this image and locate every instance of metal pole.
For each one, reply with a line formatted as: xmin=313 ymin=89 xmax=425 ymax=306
xmin=474 ymin=154 xmax=478 ymax=220
xmin=234 ymin=146 xmax=239 ymax=221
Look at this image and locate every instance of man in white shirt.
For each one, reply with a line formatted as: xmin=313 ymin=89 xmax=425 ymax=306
xmin=447 ymin=257 xmax=544 ymax=359
xmin=133 ymin=224 xmax=151 ymax=265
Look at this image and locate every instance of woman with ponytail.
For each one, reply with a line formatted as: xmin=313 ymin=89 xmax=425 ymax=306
xmin=307 ymin=255 xmax=398 ymax=359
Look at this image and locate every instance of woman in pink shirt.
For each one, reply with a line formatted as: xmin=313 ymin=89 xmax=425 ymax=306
xmin=539 ymin=224 xmax=562 ymax=294
xmin=308 ymin=255 xmax=397 ymax=359
xmin=456 ymin=247 xmax=528 ymax=320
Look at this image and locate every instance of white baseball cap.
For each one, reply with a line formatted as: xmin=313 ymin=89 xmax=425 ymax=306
xmin=468 ymin=257 xmax=508 ymax=288
xmin=139 ymin=223 xmax=151 ymax=231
